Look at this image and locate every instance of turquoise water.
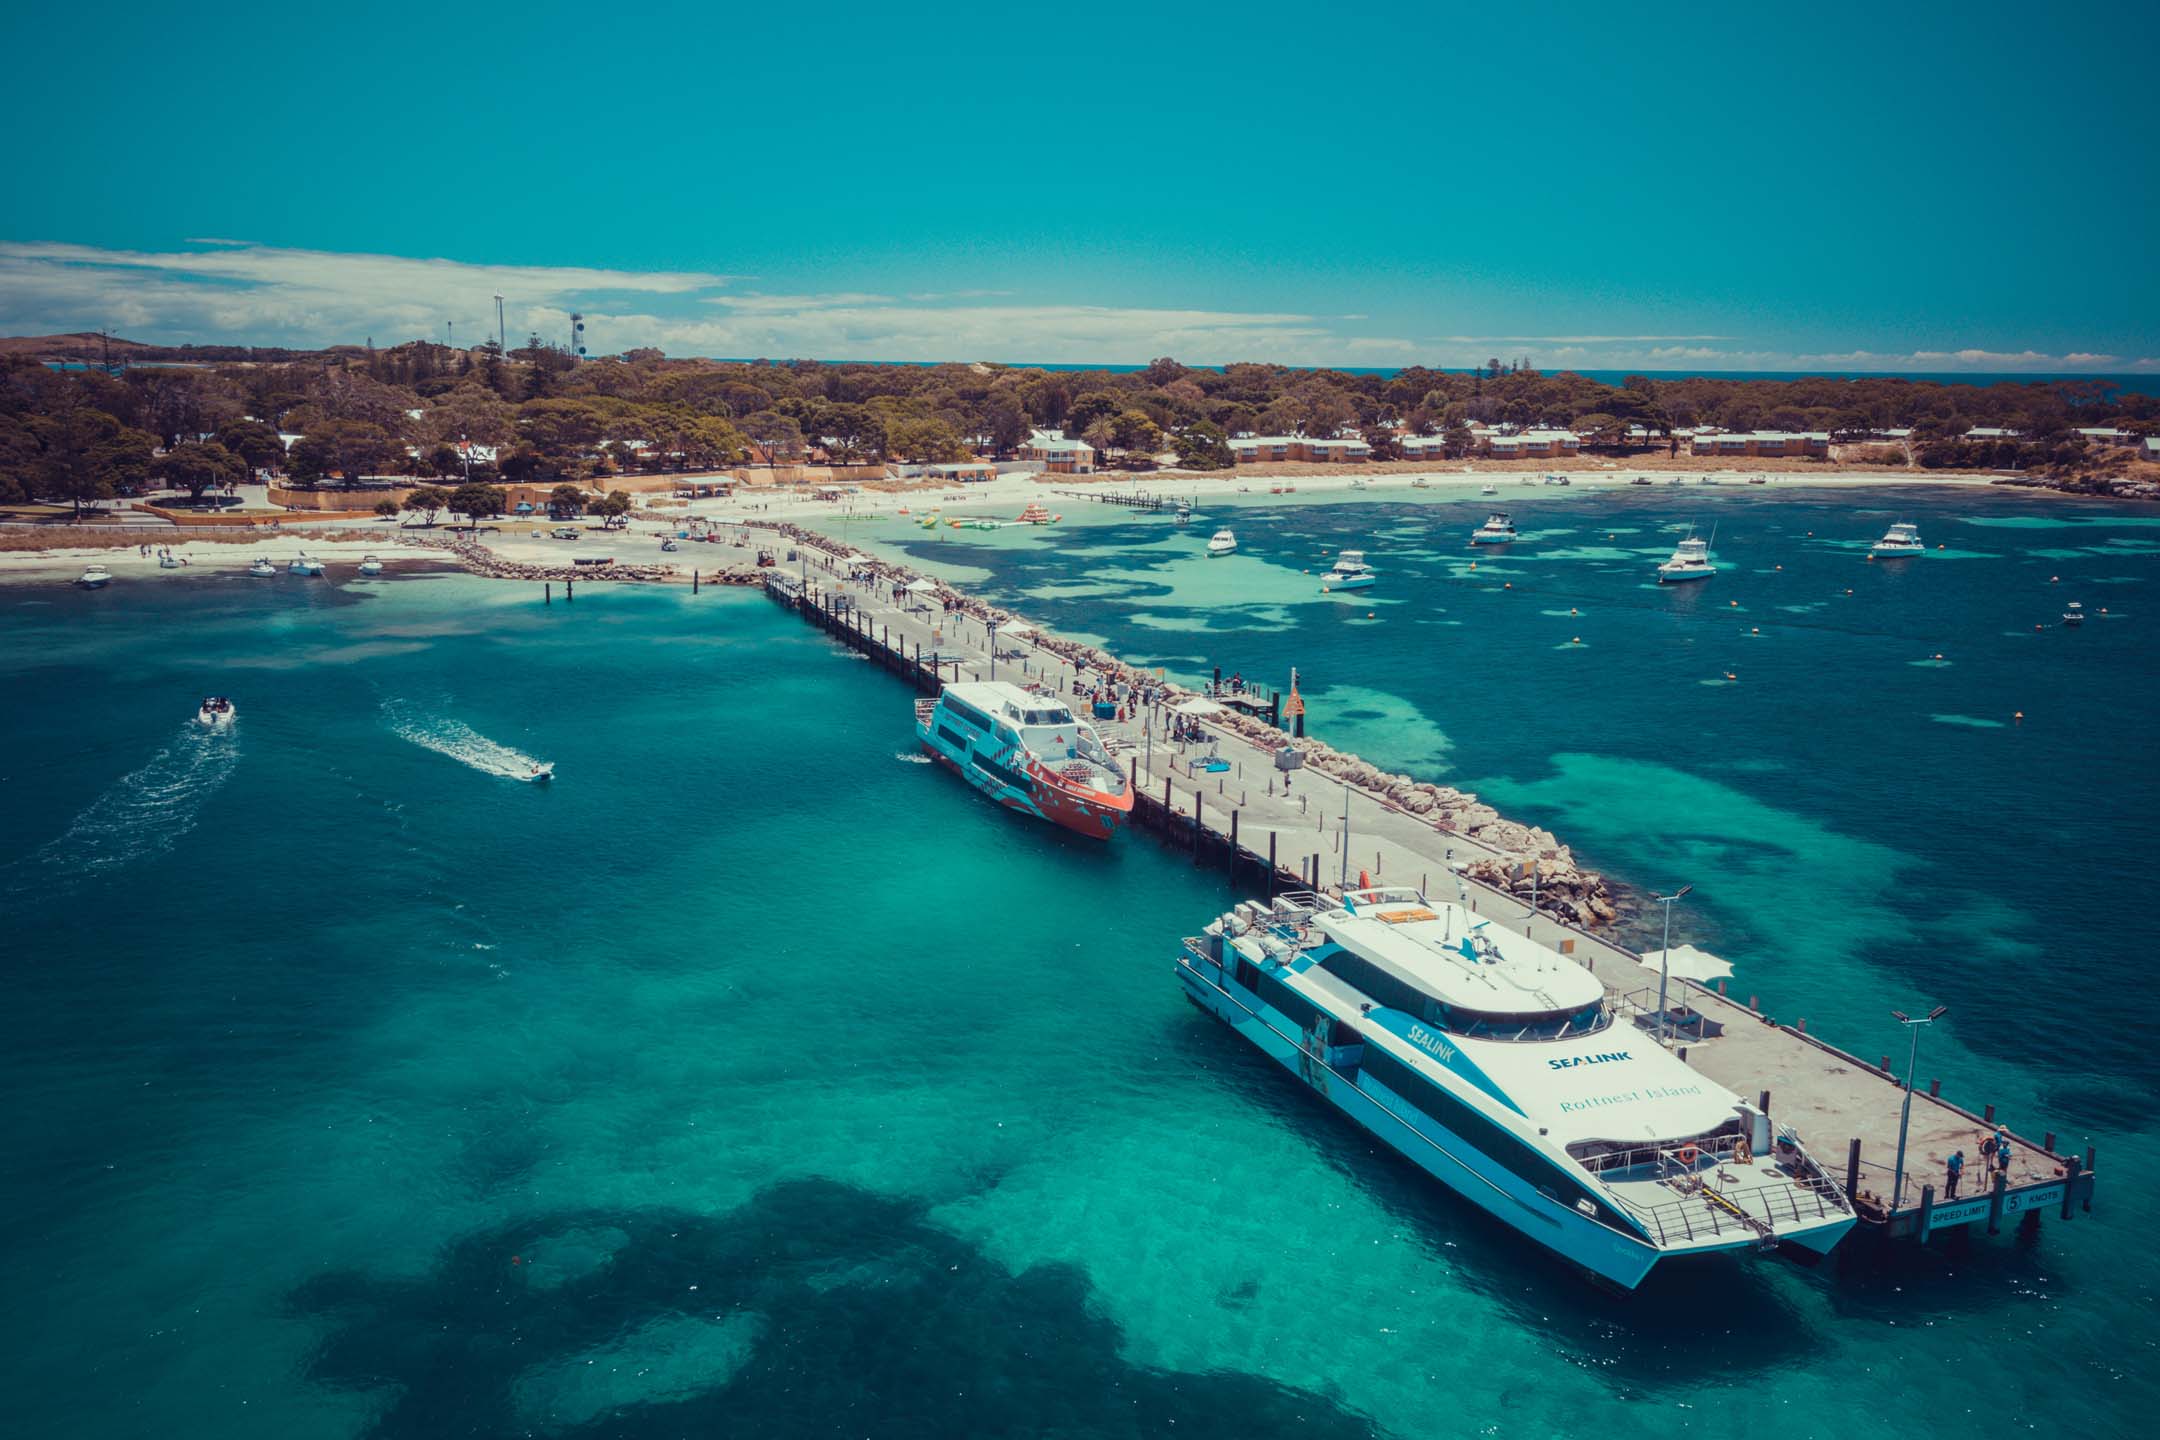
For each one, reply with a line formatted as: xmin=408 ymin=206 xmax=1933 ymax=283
xmin=1 ymin=515 xmax=2152 ymax=1437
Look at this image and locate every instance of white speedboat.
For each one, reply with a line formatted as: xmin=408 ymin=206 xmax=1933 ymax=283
xmin=1410 ymin=478 xmax=1431 ymax=489
xmin=1176 ymin=887 xmax=1856 ymax=1289
xmin=1321 ymin=549 xmax=1377 ymax=592
xmin=247 ymin=557 xmax=276 ymax=577
xmin=523 ymin=762 xmax=555 ymax=783
xmin=1173 ymin=502 xmax=1192 ymax=525
xmin=196 ymin=696 xmax=236 ymax=728
xmin=158 ymin=550 xmax=181 ymax=569
xmin=288 ymin=555 xmax=325 ymax=576
xmin=1657 ymin=532 xmax=1716 ymax=583
xmin=1870 ymin=521 xmax=1924 ymax=559
xmin=2063 ymin=601 xmax=2084 ymax=627
xmin=77 ymin=564 xmax=113 ymax=589
xmin=357 ymin=554 xmax=384 ymax=576
xmin=1206 ymin=529 xmax=1238 ymax=556
xmin=1470 ymin=512 xmax=1516 ymax=544
xmin=1480 ymin=483 xmax=1498 ymax=495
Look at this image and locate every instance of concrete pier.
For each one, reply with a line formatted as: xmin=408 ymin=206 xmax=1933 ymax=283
xmin=761 ymin=533 xmax=2094 ymax=1249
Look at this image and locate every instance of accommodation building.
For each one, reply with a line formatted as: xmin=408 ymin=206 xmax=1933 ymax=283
xmin=1227 ymin=434 xmax=1373 ymax=464
xmin=1481 ymin=429 xmax=1581 ymax=458
xmin=1021 ymin=430 xmax=1096 ymax=473
xmin=1688 ymin=431 xmax=1831 ymax=458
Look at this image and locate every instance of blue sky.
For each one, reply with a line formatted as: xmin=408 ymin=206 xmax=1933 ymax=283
xmin=3 ymin=0 xmax=2154 ymax=370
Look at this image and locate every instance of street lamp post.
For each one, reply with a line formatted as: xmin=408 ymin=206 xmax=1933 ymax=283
xmin=1654 ymin=885 xmax=1694 ymax=1044
xmin=1890 ymin=1005 xmax=1949 ymax=1210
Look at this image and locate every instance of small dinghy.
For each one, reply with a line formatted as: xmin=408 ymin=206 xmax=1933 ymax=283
xmin=357 ymin=555 xmax=384 ymax=576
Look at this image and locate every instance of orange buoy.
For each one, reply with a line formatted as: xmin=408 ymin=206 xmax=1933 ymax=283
xmin=1751 ymin=626 xmax=1760 ymax=634
xmin=2050 ymin=575 xmax=2059 ymax=583
xmin=1775 ymin=564 xmax=1783 ymax=570
xmin=2014 ymin=711 xmax=2025 ymax=722
xmin=1570 ymin=607 xmax=1578 ymax=616
xmin=1504 ymin=582 xmax=1512 ymax=589
xmin=1729 ymin=599 xmax=1738 ymax=607
xmin=1572 ymin=636 xmax=1581 ymax=644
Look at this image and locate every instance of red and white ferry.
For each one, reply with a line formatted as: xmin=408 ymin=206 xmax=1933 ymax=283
xmin=914 ymin=681 xmax=1133 ymax=838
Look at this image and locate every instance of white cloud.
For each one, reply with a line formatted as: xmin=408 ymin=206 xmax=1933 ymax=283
xmin=0 ymin=240 xmax=2140 ymax=373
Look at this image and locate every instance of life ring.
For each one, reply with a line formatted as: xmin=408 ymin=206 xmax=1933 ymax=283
xmin=1677 ymin=1144 xmax=1701 ymax=1166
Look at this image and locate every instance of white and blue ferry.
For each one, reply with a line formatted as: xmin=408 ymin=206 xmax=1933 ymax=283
xmin=1176 ymin=887 xmax=1855 ymax=1288
xmin=915 ymin=681 xmax=1134 ymax=839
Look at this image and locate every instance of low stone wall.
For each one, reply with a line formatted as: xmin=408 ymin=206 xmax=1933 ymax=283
xmin=268 ymin=484 xmax=413 ymax=511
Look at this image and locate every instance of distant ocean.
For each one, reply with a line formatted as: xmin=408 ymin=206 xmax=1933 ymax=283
xmin=719 ymin=359 xmax=2160 ymax=397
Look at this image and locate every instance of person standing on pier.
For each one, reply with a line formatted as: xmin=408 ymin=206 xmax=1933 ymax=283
xmin=1995 ymin=1131 xmax=2013 ymax=1175
xmin=1945 ymin=1149 xmax=1964 ymax=1199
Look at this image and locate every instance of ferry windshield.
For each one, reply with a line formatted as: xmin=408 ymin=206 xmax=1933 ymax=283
xmin=1319 ymin=946 xmax=1608 ymax=1041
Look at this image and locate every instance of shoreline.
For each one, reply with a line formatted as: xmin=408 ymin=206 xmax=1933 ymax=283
xmin=2 ymin=466 xmax=2148 ymax=590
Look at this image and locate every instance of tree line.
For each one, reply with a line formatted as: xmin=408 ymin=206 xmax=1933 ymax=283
xmin=6 ymin=342 xmax=2156 ymax=512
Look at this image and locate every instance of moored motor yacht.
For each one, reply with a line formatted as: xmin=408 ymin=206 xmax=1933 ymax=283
xmin=1320 ymin=549 xmax=1377 ymax=592
xmin=1175 ymin=887 xmax=1856 ymax=1288
xmin=1656 ymin=532 xmax=1716 ymax=583
xmin=247 ymin=557 xmax=277 ymax=577
xmin=914 ymin=681 xmax=1133 ymax=838
xmin=288 ymin=555 xmax=325 ymax=576
xmin=1870 ymin=521 xmax=1924 ymax=559
xmin=78 ymin=564 xmax=113 ymax=589
xmin=1470 ymin=512 xmax=1516 ymax=544
xmin=1207 ymin=529 xmax=1238 ymax=556
xmin=357 ymin=554 xmax=385 ymax=575
xmin=2063 ymin=600 xmax=2084 ymax=627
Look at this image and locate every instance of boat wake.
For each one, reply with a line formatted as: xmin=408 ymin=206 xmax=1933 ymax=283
xmin=27 ymin=724 xmax=240 ymax=885
xmin=385 ymin=702 xmax=551 ymax=782
xmin=894 ymin=752 xmax=932 ymax=764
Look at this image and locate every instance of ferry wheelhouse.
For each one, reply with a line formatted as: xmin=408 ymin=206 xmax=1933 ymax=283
xmin=1656 ymin=534 xmax=1715 ymax=583
xmin=915 ymin=680 xmax=1133 ymax=839
xmin=1176 ymin=887 xmax=1855 ymax=1288
xmin=1470 ymin=512 xmax=1516 ymax=544
xmin=1870 ymin=522 xmax=1924 ymax=558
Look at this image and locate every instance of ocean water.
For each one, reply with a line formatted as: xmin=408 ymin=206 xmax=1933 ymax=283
xmin=0 ymin=505 xmax=2152 ymax=1439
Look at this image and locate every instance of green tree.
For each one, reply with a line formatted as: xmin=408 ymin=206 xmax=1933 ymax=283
xmin=30 ymin=409 xmax=156 ymax=518
xmin=150 ymin=440 xmax=248 ymax=500
xmin=287 ymin=421 xmax=396 ymax=483
xmin=549 ymin=483 xmax=587 ymax=518
xmin=215 ymin=418 xmax=287 ymax=472
xmin=402 ymin=485 xmax=450 ymax=525
xmin=373 ymin=499 xmax=401 ymax=519
xmin=449 ymin=482 xmax=507 ymax=529
xmin=1173 ymin=420 xmax=1234 ymax=470
xmin=886 ymin=417 xmax=966 ymax=464
xmin=599 ymin=490 xmax=633 ymax=527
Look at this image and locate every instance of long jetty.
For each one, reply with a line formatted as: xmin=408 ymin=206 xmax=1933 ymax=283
xmin=756 ymin=532 xmax=2095 ymax=1254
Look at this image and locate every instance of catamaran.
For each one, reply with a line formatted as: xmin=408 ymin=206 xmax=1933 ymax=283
xmin=1207 ymin=529 xmax=1238 ymax=556
xmin=1470 ymin=512 xmax=1516 ymax=544
xmin=915 ymin=681 xmax=1133 ymax=839
xmin=1870 ymin=522 xmax=1924 ymax=558
xmin=1656 ymin=532 xmax=1716 ymax=583
xmin=1176 ymin=886 xmax=1856 ymax=1288
xmin=1321 ymin=550 xmax=1376 ymax=592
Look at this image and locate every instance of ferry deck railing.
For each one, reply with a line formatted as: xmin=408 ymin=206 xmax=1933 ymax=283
xmin=1582 ymin=1141 xmax=1850 ymax=1248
